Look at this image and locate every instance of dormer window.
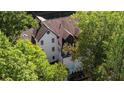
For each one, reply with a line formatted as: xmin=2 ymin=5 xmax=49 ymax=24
xmin=47 ymin=31 xmax=50 ymax=34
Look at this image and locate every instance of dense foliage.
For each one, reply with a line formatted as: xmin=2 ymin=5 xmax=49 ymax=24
xmin=73 ymin=12 xmax=124 ymax=80
xmin=0 ymin=28 xmax=68 ymax=81
xmin=0 ymin=12 xmax=38 ymax=42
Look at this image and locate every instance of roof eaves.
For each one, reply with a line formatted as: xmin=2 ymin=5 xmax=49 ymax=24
xmin=63 ymin=28 xmax=74 ymax=37
xmin=37 ymin=32 xmax=46 ymax=42
xmin=42 ymin=21 xmax=59 ymax=37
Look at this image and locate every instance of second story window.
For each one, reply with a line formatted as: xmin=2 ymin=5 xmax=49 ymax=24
xmin=41 ymin=40 xmax=44 ymax=45
xmin=52 ymin=38 xmax=55 ymax=43
xmin=52 ymin=47 xmax=55 ymax=52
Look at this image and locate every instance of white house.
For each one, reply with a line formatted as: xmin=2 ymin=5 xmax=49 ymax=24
xmin=36 ymin=26 xmax=62 ymax=63
xmin=20 ymin=16 xmax=83 ymax=77
xmin=40 ymin=32 xmax=62 ymax=62
xmin=32 ymin=16 xmax=80 ymax=64
xmin=32 ymin=16 xmax=62 ymax=63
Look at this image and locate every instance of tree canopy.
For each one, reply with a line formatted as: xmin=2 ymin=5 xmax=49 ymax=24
xmin=0 ymin=12 xmax=38 ymax=42
xmin=73 ymin=11 xmax=124 ymax=80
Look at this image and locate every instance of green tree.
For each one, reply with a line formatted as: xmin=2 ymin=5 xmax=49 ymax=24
xmin=73 ymin=11 xmax=124 ymax=80
xmin=0 ymin=12 xmax=38 ymax=42
xmin=0 ymin=32 xmax=38 ymax=80
xmin=94 ymin=31 xmax=124 ymax=80
xmin=0 ymin=32 xmax=68 ymax=81
xmin=43 ymin=63 xmax=68 ymax=81
xmin=62 ymin=42 xmax=79 ymax=60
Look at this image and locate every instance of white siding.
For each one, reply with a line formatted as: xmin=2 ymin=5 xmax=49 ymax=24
xmin=38 ymin=31 xmax=61 ymax=63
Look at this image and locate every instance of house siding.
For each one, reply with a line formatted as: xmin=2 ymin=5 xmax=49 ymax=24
xmin=38 ymin=31 xmax=61 ymax=63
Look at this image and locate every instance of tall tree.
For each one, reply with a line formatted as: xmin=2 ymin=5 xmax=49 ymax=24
xmin=0 ymin=32 xmax=38 ymax=80
xmin=0 ymin=12 xmax=38 ymax=42
xmin=73 ymin=12 xmax=124 ymax=80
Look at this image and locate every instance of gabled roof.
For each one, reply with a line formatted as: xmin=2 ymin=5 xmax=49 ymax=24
xmin=33 ymin=22 xmax=59 ymax=42
xmin=33 ymin=16 xmax=80 ymax=43
xmin=43 ymin=16 xmax=80 ymax=39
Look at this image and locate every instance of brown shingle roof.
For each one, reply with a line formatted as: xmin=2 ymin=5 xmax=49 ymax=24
xmin=34 ymin=23 xmax=47 ymax=41
xmin=33 ymin=16 xmax=80 ymax=45
xmin=33 ymin=22 xmax=59 ymax=42
xmin=43 ymin=17 xmax=80 ymax=39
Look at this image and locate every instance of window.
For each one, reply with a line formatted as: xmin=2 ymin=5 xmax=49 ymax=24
xmin=52 ymin=56 xmax=55 ymax=60
xmin=52 ymin=47 xmax=55 ymax=52
xmin=47 ymin=31 xmax=50 ymax=34
xmin=41 ymin=40 xmax=44 ymax=45
xmin=52 ymin=38 xmax=55 ymax=43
